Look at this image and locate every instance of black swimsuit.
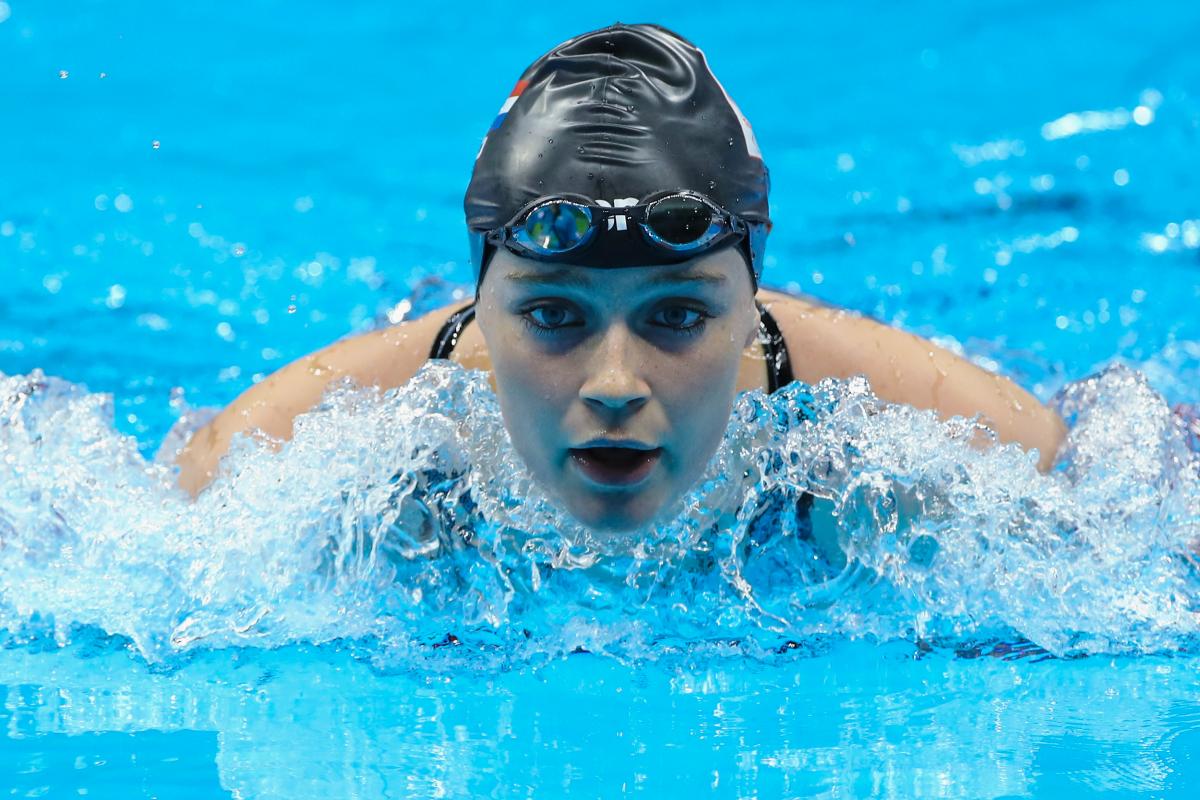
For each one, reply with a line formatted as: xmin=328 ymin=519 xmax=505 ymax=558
xmin=429 ymin=301 xmax=796 ymax=392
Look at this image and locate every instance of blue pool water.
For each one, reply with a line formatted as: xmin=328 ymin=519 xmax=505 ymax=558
xmin=3 ymin=0 xmax=1200 ymax=796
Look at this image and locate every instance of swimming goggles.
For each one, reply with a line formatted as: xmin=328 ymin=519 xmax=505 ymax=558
xmin=470 ymin=190 xmax=765 ymax=284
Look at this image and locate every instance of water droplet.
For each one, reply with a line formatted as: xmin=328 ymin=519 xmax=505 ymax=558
xmin=708 ymin=180 xmax=716 ymax=190
xmin=287 ymin=304 xmax=297 ymax=314
xmin=728 ymin=138 xmax=735 ymax=147
xmin=151 ymin=140 xmax=160 ymax=150
xmin=232 ymin=243 xmax=246 ymax=257
xmin=58 ymin=70 xmax=69 ymax=79
xmin=577 ymin=146 xmax=585 ymax=154
xmin=586 ymin=172 xmax=594 ymax=180
xmin=547 ymin=137 xmax=554 ymax=144
xmin=98 ymin=72 xmax=107 ymax=79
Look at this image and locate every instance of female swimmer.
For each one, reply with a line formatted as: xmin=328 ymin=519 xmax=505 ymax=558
xmin=174 ymin=23 xmax=1066 ymax=534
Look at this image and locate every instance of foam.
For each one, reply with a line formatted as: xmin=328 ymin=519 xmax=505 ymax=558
xmin=1 ymin=360 xmax=1197 ymax=668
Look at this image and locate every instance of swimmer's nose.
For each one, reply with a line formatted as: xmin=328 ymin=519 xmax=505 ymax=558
xmin=578 ymin=325 xmax=651 ymax=413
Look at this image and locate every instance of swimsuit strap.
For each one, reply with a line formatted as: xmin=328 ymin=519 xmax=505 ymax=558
xmin=756 ymin=302 xmax=795 ymax=394
xmin=428 ymin=299 xmax=795 ymax=395
xmin=428 ymin=302 xmax=478 ymax=360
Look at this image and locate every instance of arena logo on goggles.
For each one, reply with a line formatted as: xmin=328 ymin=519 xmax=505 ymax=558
xmin=595 ymin=198 xmax=639 ymax=231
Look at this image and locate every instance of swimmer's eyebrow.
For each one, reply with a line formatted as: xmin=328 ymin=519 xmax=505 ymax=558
xmin=647 ymin=269 xmax=727 ymax=287
xmin=504 ymin=268 xmax=592 ymax=287
xmin=503 ymin=267 xmax=727 ymax=287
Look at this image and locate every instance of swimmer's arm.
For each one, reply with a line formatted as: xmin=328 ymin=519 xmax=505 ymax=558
xmin=173 ymin=302 xmax=469 ymax=497
xmin=764 ymin=295 xmax=1066 ymax=472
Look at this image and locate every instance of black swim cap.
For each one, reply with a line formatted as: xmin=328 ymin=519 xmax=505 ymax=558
xmin=465 ymin=23 xmax=770 ymax=286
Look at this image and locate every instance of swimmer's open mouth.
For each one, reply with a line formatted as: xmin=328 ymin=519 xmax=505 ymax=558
xmin=569 ymin=445 xmax=663 ymax=488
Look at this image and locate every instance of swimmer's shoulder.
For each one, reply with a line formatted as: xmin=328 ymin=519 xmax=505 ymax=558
xmin=333 ymin=298 xmax=483 ymax=388
xmin=756 ymin=285 xmax=830 ymax=312
xmin=753 ymin=285 xmax=870 ymax=385
xmin=174 ymin=300 xmax=480 ymax=497
xmin=755 ymin=285 xmax=1065 ymax=471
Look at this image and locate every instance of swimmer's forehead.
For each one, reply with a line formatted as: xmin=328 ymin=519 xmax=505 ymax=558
xmin=486 ymin=247 xmax=753 ymax=296
xmin=501 ymin=264 xmax=729 ymax=289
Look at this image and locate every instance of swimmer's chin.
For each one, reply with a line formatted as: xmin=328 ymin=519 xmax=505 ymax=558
xmin=556 ymin=492 xmax=683 ymax=535
xmin=575 ymin=515 xmax=651 ymax=535
xmin=525 ymin=459 xmax=683 ymax=534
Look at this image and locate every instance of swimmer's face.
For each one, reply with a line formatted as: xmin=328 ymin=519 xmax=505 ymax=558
xmin=476 ymin=247 xmax=760 ymax=532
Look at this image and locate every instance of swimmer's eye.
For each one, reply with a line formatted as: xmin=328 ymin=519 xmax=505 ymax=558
xmin=521 ymin=304 xmax=583 ymax=333
xmin=650 ymin=305 xmax=709 ymax=335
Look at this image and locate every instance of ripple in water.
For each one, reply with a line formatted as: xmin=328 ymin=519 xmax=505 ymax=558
xmin=0 ymin=361 xmax=1197 ymax=668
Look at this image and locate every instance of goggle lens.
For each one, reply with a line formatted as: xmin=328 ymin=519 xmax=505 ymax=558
xmin=645 ymin=196 xmax=717 ymax=246
xmin=523 ymin=201 xmax=592 ymax=253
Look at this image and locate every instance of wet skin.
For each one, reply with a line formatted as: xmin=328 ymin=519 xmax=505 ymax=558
xmin=474 ymin=248 xmax=761 ymax=532
xmin=173 ymin=249 xmax=1065 ymax=528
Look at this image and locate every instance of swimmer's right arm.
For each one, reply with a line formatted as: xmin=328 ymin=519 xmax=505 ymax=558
xmin=173 ymin=301 xmax=471 ymax=498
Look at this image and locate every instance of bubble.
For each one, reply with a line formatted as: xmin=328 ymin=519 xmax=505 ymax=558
xmin=105 ymin=284 xmax=126 ymax=310
xmin=113 ymin=193 xmax=133 ymax=213
xmin=1031 ymin=174 xmax=1055 ymax=192
xmin=136 ymin=313 xmax=169 ymax=332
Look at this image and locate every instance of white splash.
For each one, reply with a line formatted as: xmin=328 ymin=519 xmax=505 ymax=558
xmin=0 ymin=359 xmax=1197 ymax=667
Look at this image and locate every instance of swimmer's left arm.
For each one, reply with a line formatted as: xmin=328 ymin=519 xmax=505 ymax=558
xmin=762 ymin=293 xmax=1066 ymax=472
